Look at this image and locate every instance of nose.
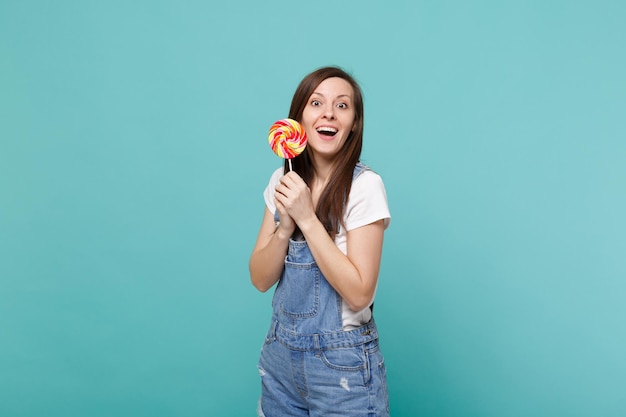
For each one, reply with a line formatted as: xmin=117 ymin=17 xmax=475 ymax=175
xmin=323 ymin=104 xmax=335 ymax=119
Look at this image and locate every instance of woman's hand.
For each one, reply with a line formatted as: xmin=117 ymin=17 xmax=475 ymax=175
xmin=274 ymin=171 xmax=317 ymax=230
xmin=250 ymin=171 xmax=314 ymax=292
xmin=274 ymin=198 xmax=296 ymax=238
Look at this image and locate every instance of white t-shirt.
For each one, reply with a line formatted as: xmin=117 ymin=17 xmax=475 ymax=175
xmin=263 ymin=166 xmax=391 ymax=330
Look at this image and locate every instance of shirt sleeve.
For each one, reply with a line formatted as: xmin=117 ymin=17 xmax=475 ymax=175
xmin=263 ymin=167 xmax=284 ymax=215
xmin=344 ymin=170 xmax=391 ymax=231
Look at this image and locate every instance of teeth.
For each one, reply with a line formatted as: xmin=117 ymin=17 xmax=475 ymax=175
xmin=317 ymin=127 xmax=338 ymax=133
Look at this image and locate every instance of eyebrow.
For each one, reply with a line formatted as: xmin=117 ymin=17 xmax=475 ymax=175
xmin=311 ymin=92 xmax=353 ymax=100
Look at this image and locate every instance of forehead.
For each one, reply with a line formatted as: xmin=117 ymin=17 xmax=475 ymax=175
xmin=311 ymin=77 xmax=354 ymax=100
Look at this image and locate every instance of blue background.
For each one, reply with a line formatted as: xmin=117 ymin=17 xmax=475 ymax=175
xmin=1 ymin=1 xmax=625 ymax=416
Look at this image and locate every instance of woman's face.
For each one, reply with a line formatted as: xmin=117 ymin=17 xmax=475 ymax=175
xmin=301 ymin=77 xmax=356 ymax=161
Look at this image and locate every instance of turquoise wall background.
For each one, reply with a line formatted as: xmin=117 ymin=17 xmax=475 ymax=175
xmin=2 ymin=1 xmax=625 ymax=416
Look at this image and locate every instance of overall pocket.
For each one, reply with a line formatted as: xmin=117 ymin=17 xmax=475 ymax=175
xmin=279 ymin=261 xmax=320 ymax=318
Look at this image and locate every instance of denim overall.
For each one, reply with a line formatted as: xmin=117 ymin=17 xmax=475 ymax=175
xmin=258 ymin=163 xmax=390 ymax=417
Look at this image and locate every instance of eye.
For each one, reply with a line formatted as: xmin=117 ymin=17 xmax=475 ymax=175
xmin=311 ymin=99 xmax=322 ymax=106
xmin=336 ymin=102 xmax=348 ymax=109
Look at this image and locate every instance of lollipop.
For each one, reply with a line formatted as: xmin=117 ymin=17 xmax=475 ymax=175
xmin=268 ymin=118 xmax=307 ymax=171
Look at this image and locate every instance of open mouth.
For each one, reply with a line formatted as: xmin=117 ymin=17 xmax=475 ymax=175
xmin=316 ymin=126 xmax=338 ymax=137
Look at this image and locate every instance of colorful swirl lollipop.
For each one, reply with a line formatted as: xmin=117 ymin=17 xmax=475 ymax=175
xmin=268 ymin=118 xmax=307 ymax=171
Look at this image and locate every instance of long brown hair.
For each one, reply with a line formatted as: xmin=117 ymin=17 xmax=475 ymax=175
xmin=286 ymin=66 xmax=364 ymax=238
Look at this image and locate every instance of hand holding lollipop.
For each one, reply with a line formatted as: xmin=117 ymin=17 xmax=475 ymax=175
xmin=268 ymin=118 xmax=307 ymax=171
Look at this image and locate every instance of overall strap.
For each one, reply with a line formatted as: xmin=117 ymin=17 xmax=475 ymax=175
xmin=353 ymin=161 xmax=369 ymax=180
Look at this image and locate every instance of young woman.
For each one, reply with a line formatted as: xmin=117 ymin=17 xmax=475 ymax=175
xmin=250 ymin=66 xmax=391 ymax=417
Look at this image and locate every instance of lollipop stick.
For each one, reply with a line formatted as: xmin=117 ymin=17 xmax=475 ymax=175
xmin=288 ymin=159 xmax=293 ymax=172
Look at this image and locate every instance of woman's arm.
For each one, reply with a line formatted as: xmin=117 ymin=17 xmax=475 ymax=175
xmin=249 ymin=205 xmax=293 ymax=293
xmin=301 ymin=217 xmax=384 ymax=312
xmin=275 ymin=171 xmax=385 ymax=311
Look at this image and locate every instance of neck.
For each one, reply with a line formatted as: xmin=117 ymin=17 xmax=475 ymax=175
xmin=309 ymin=153 xmax=335 ymax=187
xmin=310 ymin=155 xmax=335 ymax=192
